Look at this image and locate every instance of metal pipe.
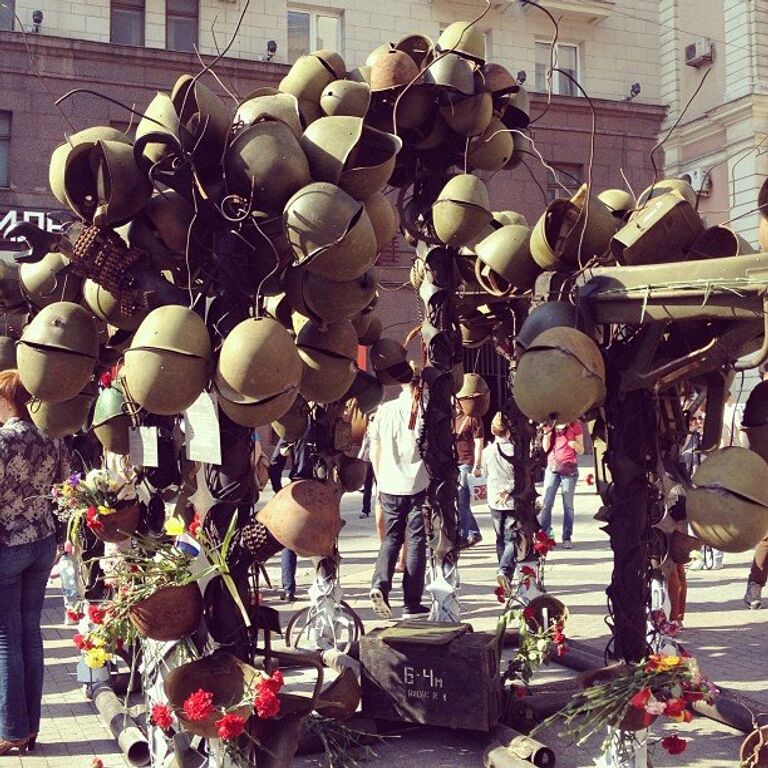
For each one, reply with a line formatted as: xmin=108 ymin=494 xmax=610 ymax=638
xmin=92 ymin=684 xmax=150 ymax=767
xmin=733 ymin=296 xmax=768 ymax=370
xmin=691 ymin=687 xmax=768 ymax=734
xmin=492 ymin=724 xmax=556 ymax=767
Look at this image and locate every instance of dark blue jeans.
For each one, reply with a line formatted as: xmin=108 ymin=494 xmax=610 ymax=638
xmin=0 ymin=535 xmax=56 ymax=740
xmin=490 ymin=509 xmax=518 ymax=577
xmin=457 ymin=463 xmax=480 ymax=542
xmin=371 ymin=491 xmax=427 ymax=610
xmin=361 ymin=463 xmax=374 ymax=516
xmin=281 ymin=549 xmax=297 ymax=593
xmin=539 ymin=468 xmax=578 ymax=542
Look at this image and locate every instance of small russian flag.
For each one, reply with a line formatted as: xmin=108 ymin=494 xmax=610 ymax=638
xmin=176 ymin=533 xmax=201 ymax=557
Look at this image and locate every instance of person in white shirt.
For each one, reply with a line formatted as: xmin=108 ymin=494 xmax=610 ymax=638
xmin=368 ymin=373 xmax=429 ymax=620
xmin=482 ymin=412 xmax=520 ymax=588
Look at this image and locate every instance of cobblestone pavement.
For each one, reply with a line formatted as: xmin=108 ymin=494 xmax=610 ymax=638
xmin=30 ymin=474 xmax=768 ymax=768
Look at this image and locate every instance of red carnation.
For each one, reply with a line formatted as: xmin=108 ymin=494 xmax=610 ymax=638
xmin=494 ymin=585 xmax=506 ymax=603
xmin=255 ymin=688 xmax=280 ymax=719
xmin=85 ymin=506 xmax=104 ymax=533
xmin=664 ymin=698 xmax=686 ymax=717
xmin=661 ymin=734 xmax=688 ymax=755
xmin=512 ymin=685 xmax=527 ymax=699
xmin=585 ymin=473 xmax=595 ymax=486
xmin=630 ymin=688 xmax=652 ymax=709
xmin=533 ymin=530 xmax=556 ymax=556
xmin=88 ymin=604 xmax=107 ymax=625
xmin=73 ymin=633 xmax=86 ymax=650
xmin=99 ymin=371 xmax=113 ymax=389
xmin=92 ymin=759 xmax=104 ymax=768
xmin=555 ymin=642 xmax=568 ymax=656
xmin=151 ymin=704 xmax=174 ymax=730
xmin=66 ymin=608 xmax=84 ymax=622
xmin=216 ymin=713 xmax=246 ymax=740
xmin=188 ymin=516 xmax=201 ymax=537
xmin=183 ymin=689 xmax=215 ymax=721
xmin=520 ymin=565 xmax=536 ymax=577
xmin=261 ymin=670 xmax=284 ymax=695
xmin=522 ymin=606 xmax=536 ymax=623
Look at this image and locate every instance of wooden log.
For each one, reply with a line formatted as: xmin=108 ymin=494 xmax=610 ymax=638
xmin=493 ymin=724 xmax=556 ymax=767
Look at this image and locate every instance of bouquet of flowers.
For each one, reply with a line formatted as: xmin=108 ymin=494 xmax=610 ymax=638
xmin=533 ymin=652 xmax=717 ymax=755
xmin=51 ymin=469 xmax=137 ymax=544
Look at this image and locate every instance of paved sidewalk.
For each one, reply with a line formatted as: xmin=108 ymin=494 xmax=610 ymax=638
xmin=31 ymin=476 xmax=768 ymax=768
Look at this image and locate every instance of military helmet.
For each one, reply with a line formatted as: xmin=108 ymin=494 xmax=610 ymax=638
xmin=124 ymin=306 xmax=211 ymax=416
xmin=395 ymin=33 xmax=435 ymax=68
xmin=357 ymin=313 xmax=383 ymax=346
xmin=516 ymin=301 xmax=579 ymax=351
xmin=460 ymin=314 xmax=494 ymax=348
xmin=83 ymin=279 xmax=147 ymax=332
xmin=280 ymin=51 xmax=345 ymax=103
xmin=688 ymin=225 xmax=755 ymax=260
xmin=502 ymin=86 xmax=530 ymax=129
xmin=134 ymin=92 xmax=182 ymax=170
xmin=218 ymin=388 xmax=299 ymax=428
xmin=339 ymin=457 xmax=368 ymax=491
xmin=456 ymin=372 xmax=490 ymax=417
xmin=20 ymin=253 xmax=83 ymax=309
xmin=284 ymin=182 xmax=377 ymax=281
xmin=215 ymin=317 xmax=302 ymax=404
xmin=29 ymin=384 xmax=95 ymax=438
xmin=467 ymin=117 xmax=514 ymax=172
xmin=370 ymin=337 xmax=412 ymax=385
xmin=345 ymin=370 xmax=384 ymax=414
xmin=321 ymin=80 xmax=371 ymax=118
xmin=440 ymin=90 xmax=494 ymax=138
xmin=482 ymin=62 xmax=518 ymax=116
xmin=257 ymin=479 xmax=343 ymax=557
xmin=296 ymin=320 xmax=358 ymax=404
xmin=16 ymin=346 xmax=95 ymax=403
xmin=0 ymin=337 xmax=16 ymax=371
xmin=91 ymin=381 xmax=131 ymax=454
xmin=370 ymin=48 xmax=420 ymax=92
xmin=637 ymin=178 xmax=697 ymax=208
xmin=0 ymin=261 xmax=26 ymax=311
xmin=303 ymin=268 xmax=378 ymax=325
xmin=598 ymin=189 xmax=635 ymax=219
xmin=19 ymin=301 xmax=99 ymax=366
xmin=235 ymin=91 xmax=303 ymax=139
xmin=474 ymin=224 xmax=539 ymax=295
xmin=433 ymin=174 xmax=493 ymax=248
xmin=494 ymin=211 xmax=529 ymax=228
xmin=272 ymin=396 xmax=310 ymax=441
xmin=743 ymin=381 xmax=768 ymax=427
xmin=423 ymin=53 xmax=475 ymax=95
xmin=365 ymin=192 xmax=399 ymax=254
xmin=513 ymin=327 xmax=605 ymax=423
xmin=688 ymin=447 xmax=768 ymax=552
xmin=436 ymin=21 xmax=486 ymax=62
xmin=224 ymin=121 xmax=312 ymax=213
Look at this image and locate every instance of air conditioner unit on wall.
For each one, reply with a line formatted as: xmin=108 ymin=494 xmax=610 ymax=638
xmin=679 ymin=167 xmax=711 ymax=197
xmin=685 ymin=37 xmax=713 ymax=67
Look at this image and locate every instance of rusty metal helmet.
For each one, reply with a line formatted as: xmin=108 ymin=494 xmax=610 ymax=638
xmin=284 ymin=182 xmax=377 ymax=281
xmin=395 ymin=33 xmax=435 ymax=68
xmin=456 ymin=372 xmax=490 ymax=417
xmin=339 ymin=457 xmax=368 ymax=491
xmin=124 ymin=306 xmax=211 ymax=416
xmin=513 ymin=327 xmax=605 ymax=423
xmin=60 ymin=139 xmax=153 ymax=227
xmin=19 ymin=252 xmax=82 ymax=309
xmin=433 ymin=174 xmax=492 ymax=248
xmin=474 ymin=225 xmax=539 ymax=295
xmin=0 ymin=337 xmax=16 ymax=371
xmin=688 ymin=447 xmax=768 ymax=552
xmin=297 ymin=320 xmax=358 ymax=403
xmin=467 ymin=117 xmax=514 ymax=172
xmin=303 ymin=268 xmax=378 ymax=325
xmin=357 ymin=313 xmax=382 ymax=346
xmin=235 ymin=91 xmax=303 ymax=139
xmin=436 ymin=21 xmax=486 ymax=62
xmin=481 ymin=62 xmax=518 ymax=115
xmin=215 ymin=317 xmax=302 ymax=406
xmin=346 ymin=370 xmax=384 ymax=414
xmin=516 ymin=301 xmax=579 ymax=351
xmin=272 ymin=395 xmax=310 ymax=441
xmin=370 ymin=337 xmax=412 ymax=385
xmin=637 ymin=178 xmax=696 ymax=208
xmin=83 ymin=279 xmax=147 ymax=332
xmin=257 ymin=479 xmax=343 ymax=556
xmin=370 ymin=48 xmax=420 ymax=92
xmin=224 ymin=121 xmax=312 ymax=213
xmin=365 ymin=192 xmax=399 ymax=254
xmin=29 ymin=383 xmax=95 ymax=437
xmin=598 ymin=189 xmax=635 ymax=219
xmin=424 ymin=53 xmax=475 ymax=95
xmin=321 ymin=80 xmax=371 ymax=118
xmin=91 ymin=381 xmax=131 ymax=454
xmin=279 ymin=53 xmax=340 ymax=103
xmin=49 ymin=126 xmax=131 ymax=206
xmin=502 ymin=86 xmax=530 ymax=129
xmin=218 ymin=388 xmax=299 ymax=428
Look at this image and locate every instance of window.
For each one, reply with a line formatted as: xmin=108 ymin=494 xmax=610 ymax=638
xmin=287 ymin=8 xmax=341 ymax=63
xmin=111 ymin=0 xmax=144 ymax=46
xmin=535 ymin=42 xmax=580 ymax=96
xmin=0 ymin=0 xmax=13 ymax=31
xmin=167 ymin=0 xmax=198 ymax=52
xmin=546 ymin=163 xmax=582 ymax=203
xmin=0 ymin=112 xmax=10 ymax=188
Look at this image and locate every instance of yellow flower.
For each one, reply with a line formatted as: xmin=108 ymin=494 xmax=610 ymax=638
xmin=61 ymin=484 xmax=72 ymax=497
xmin=646 ymin=654 xmax=683 ymax=672
xmin=98 ymin=505 xmax=115 ymax=516
xmin=163 ymin=517 xmax=186 ymax=536
xmin=84 ymin=647 xmax=110 ymax=669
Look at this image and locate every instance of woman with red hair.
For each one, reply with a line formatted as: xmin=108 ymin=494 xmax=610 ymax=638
xmin=0 ymin=370 xmax=70 ymax=755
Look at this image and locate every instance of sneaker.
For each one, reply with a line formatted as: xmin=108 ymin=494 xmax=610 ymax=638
xmin=402 ymin=604 xmax=430 ymax=619
xmin=369 ymin=588 xmax=393 ymax=619
xmin=279 ymin=589 xmax=295 ymax=602
xmin=562 ymin=540 xmax=572 ymax=550
xmin=496 ymin=571 xmax=512 ymax=596
xmin=745 ymin=581 xmax=763 ymax=610
xmin=467 ymin=533 xmax=483 ymax=548
xmin=687 ymin=559 xmax=705 ymax=571
xmin=359 ymin=511 xmax=370 ymax=519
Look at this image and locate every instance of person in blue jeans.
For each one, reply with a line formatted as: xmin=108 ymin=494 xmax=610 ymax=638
xmin=453 ymin=403 xmax=485 ymax=548
xmin=539 ymin=421 xmax=584 ymax=548
xmin=0 ymin=371 xmax=70 ymax=755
